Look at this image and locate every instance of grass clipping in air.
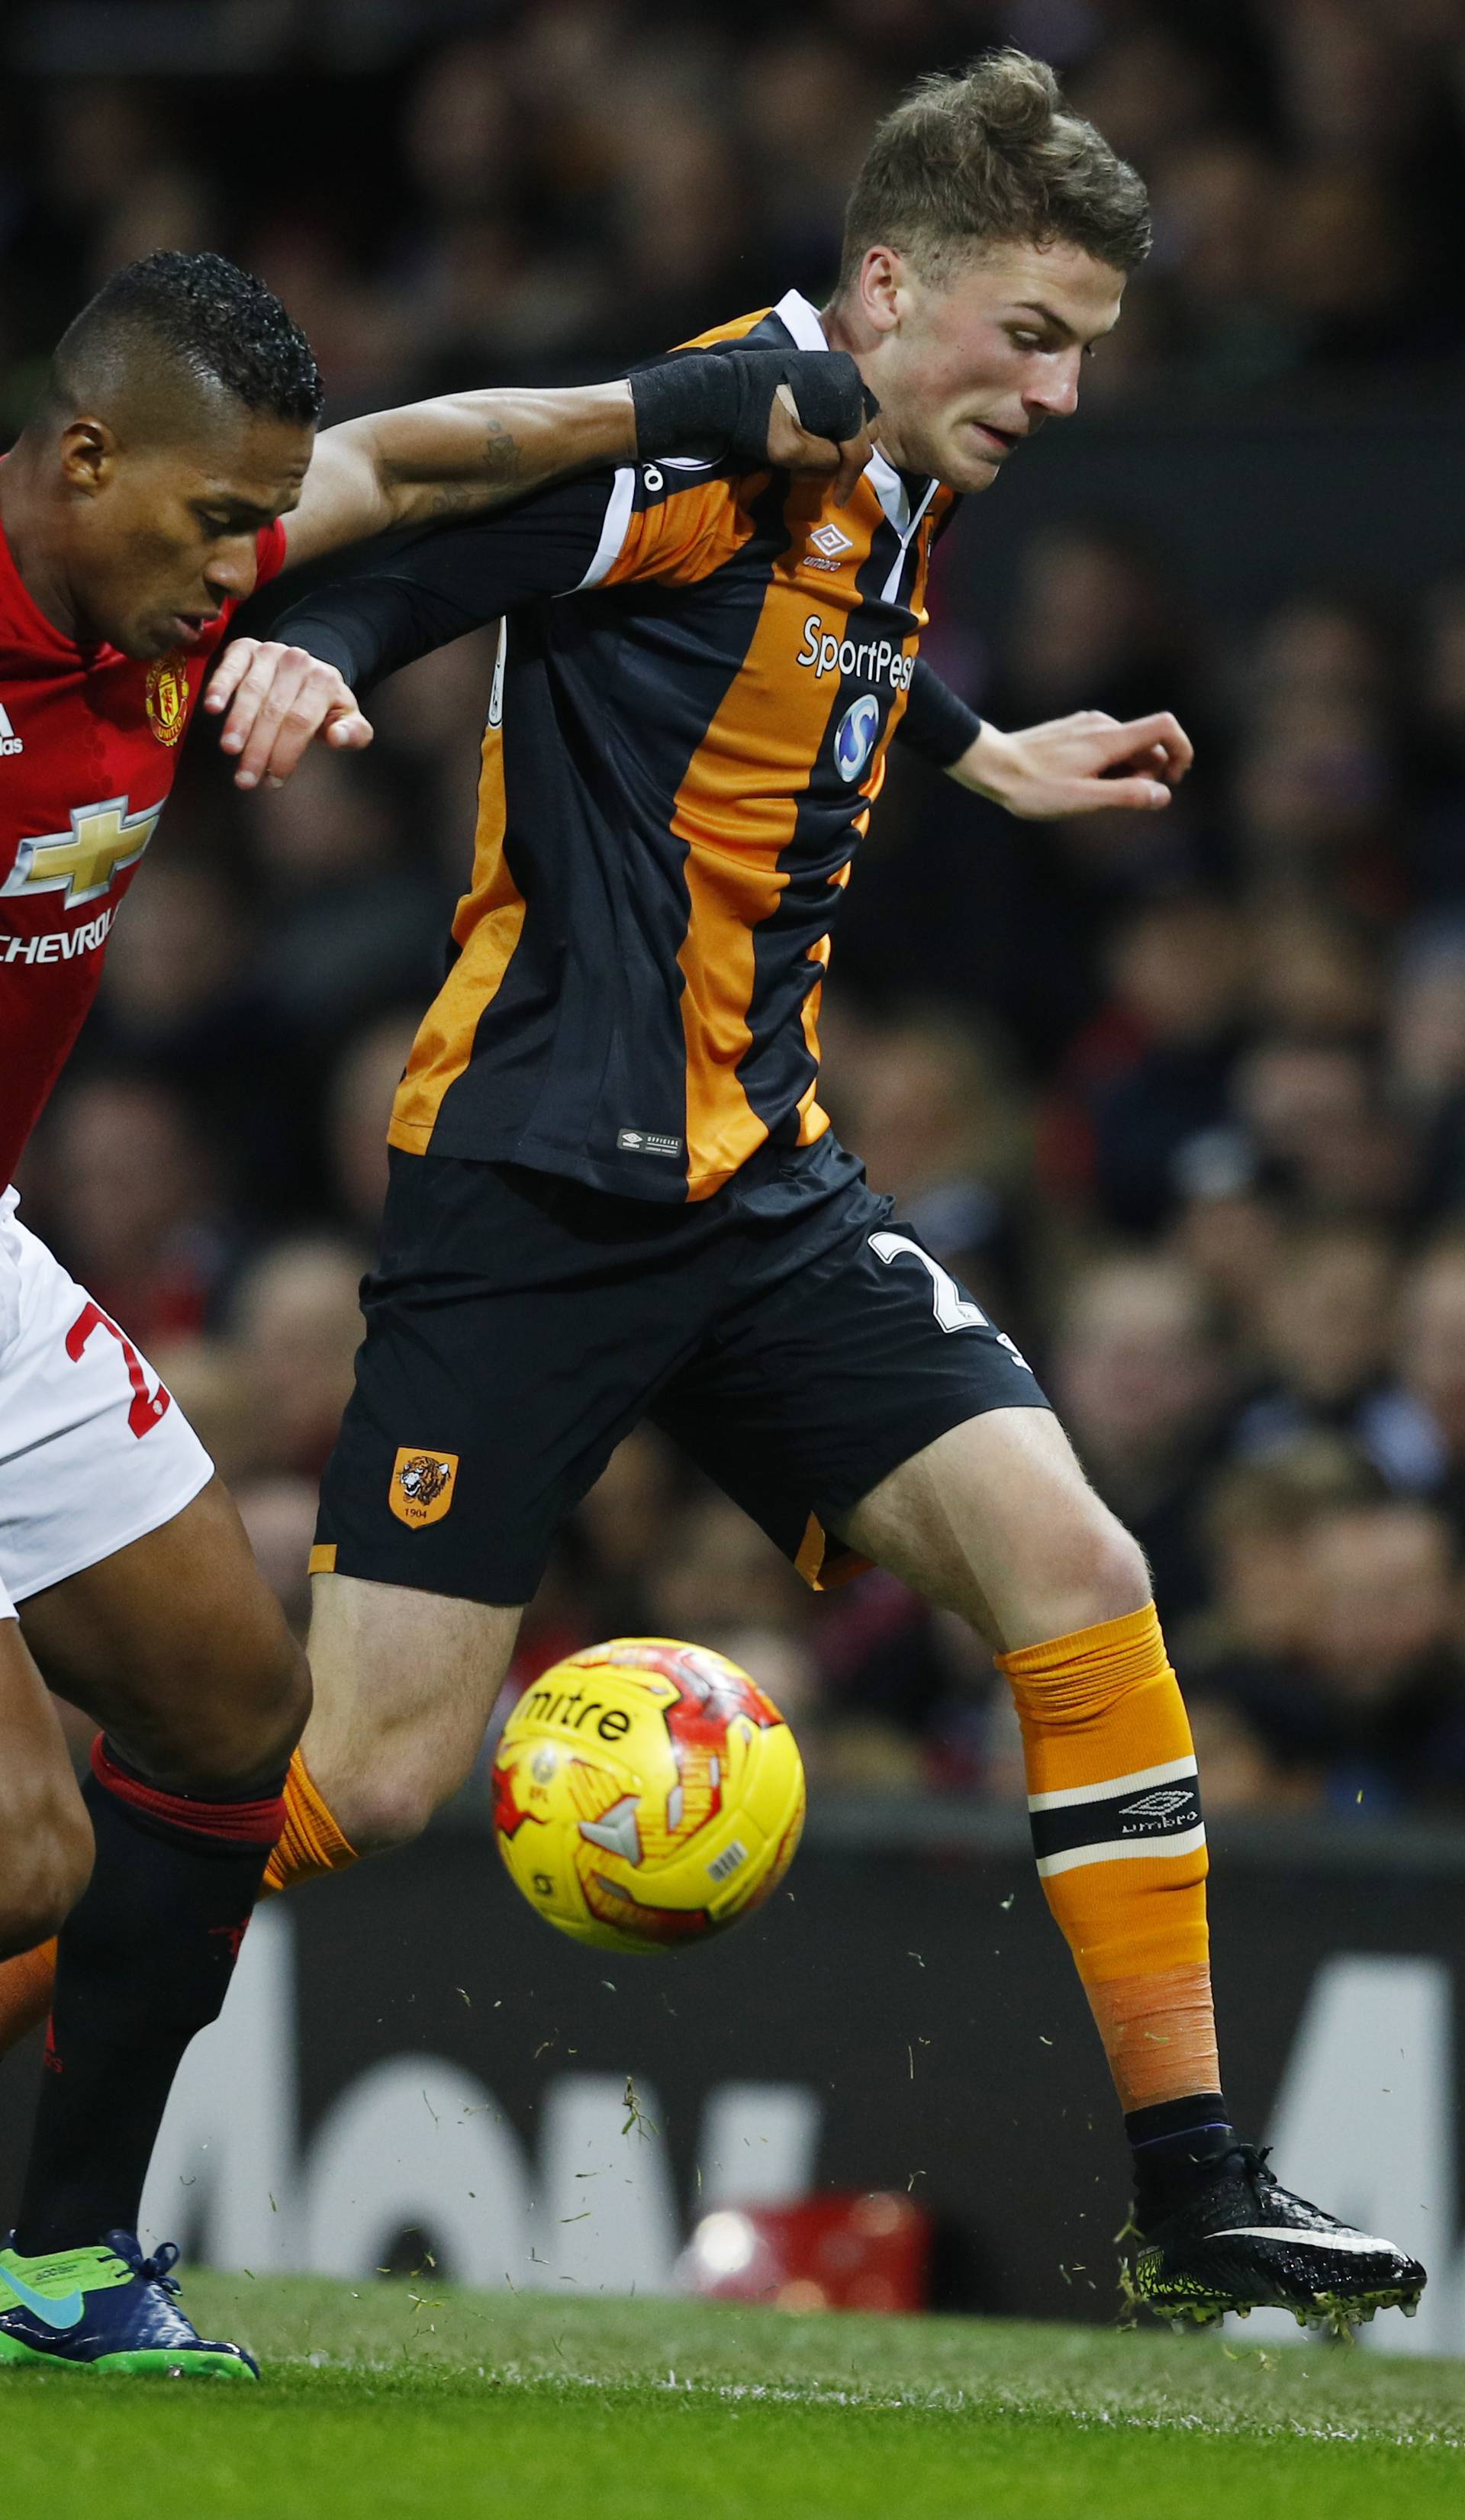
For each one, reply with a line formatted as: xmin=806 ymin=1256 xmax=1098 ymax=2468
xmin=7 ymin=2275 xmax=1465 ymax=2520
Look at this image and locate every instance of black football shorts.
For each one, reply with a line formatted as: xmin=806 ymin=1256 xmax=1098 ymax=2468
xmin=314 ymin=1136 xmax=1050 ymax=1605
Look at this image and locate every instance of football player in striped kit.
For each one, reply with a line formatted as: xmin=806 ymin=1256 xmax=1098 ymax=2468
xmin=211 ymin=53 xmax=1425 ymax=2329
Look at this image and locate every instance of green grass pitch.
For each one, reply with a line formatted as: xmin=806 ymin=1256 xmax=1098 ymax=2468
xmin=6 ymin=2275 xmax=1465 ymax=2520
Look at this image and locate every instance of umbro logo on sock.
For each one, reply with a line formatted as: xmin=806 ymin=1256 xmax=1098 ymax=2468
xmin=1029 ymin=1761 xmax=1204 ymax=1875
xmin=0 ymin=705 xmax=22 ymax=759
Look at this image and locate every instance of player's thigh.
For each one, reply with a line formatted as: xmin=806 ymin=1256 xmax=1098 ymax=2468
xmin=19 ymin=1476 xmax=309 ymax=1790
xmin=0 ymin=1213 xmax=304 ymax=1785
xmin=658 ymin=1214 xmax=1144 ymax=1649
xmin=842 ymin=1406 xmax=1149 ymax=1652
xmin=302 ymin=1571 xmax=522 ymax=1850
xmin=0 ymin=1611 xmax=94 ymax=1953
xmin=0 ymin=1217 xmax=215 ymax=1611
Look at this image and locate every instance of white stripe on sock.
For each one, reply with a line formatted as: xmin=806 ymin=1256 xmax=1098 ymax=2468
xmin=1027 ymin=1752 xmax=1196 ymax=1814
xmin=1035 ymin=1822 xmax=1207 ymax=1878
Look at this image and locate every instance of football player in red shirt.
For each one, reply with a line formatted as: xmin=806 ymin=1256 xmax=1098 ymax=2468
xmin=0 ymin=249 xmax=871 ymax=2377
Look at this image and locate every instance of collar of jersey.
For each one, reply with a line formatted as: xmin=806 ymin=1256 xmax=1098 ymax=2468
xmin=771 ymin=289 xmax=938 ymax=540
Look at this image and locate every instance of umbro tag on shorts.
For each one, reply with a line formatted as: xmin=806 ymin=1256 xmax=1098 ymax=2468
xmin=312 ymin=1136 xmax=1051 ymax=1608
xmin=0 ymin=1188 xmax=213 ymax=1622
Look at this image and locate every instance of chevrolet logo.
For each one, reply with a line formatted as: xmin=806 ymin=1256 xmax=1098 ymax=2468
xmin=0 ymin=796 xmax=163 ymax=907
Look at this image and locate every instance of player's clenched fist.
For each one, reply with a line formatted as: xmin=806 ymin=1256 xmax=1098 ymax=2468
xmin=203 ymin=639 xmax=372 ymax=790
xmin=631 ymin=345 xmax=878 ymax=504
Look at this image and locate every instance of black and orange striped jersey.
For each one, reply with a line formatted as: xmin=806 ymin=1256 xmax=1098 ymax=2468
xmin=281 ymin=292 xmax=968 ymax=1203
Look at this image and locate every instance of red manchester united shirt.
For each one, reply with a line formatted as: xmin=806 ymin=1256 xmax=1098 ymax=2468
xmin=0 ymin=512 xmax=287 ymax=1187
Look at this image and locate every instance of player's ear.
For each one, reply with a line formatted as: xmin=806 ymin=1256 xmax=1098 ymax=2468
xmin=858 ymin=247 xmax=903 ymax=335
xmin=57 ymin=417 xmax=118 ymax=498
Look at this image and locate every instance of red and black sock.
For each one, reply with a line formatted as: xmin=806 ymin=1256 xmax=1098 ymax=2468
xmin=12 ymin=1737 xmax=285 ymax=2256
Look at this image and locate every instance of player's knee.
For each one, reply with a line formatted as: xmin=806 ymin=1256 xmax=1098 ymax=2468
xmin=0 ymin=1787 xmax=93 ymax=1957
xmin=1017 ymin=1503 xmax=1151 ymax=1646
xmin=327 ymin=1767 xmax=443 ymax=1858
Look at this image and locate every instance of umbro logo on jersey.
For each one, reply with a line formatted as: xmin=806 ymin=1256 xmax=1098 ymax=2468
xmin=805 ymin=522 xmax=855 ymax=572
xmin=1118 ymin=1788 xmax=1196 ymax=1820
xmin=0 ymin=704 xmax=22 ymax=759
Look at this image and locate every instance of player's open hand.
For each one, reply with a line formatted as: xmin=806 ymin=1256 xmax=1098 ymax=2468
xmin=954 ymin=709 xmax=1193 ymax=820
xmin=203 ymin=638 xmax=374 ymax=789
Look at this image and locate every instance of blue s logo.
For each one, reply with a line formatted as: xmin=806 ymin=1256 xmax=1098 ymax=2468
xmin=833 ymin=693 xmax=881 ymax=785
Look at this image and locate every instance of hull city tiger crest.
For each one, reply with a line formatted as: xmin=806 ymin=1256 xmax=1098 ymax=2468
xmin=389 ymin=1446 xmax=459 ymax=1528
xmin=144 ymin=653 xmax=189 ymax=748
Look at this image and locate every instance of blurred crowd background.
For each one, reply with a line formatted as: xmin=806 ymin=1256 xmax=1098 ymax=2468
xmin=5 ymin=0 xmax=1465 ymax=1820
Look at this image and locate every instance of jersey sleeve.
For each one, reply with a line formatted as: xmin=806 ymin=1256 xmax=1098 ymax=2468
xmin=895 ymin=657 xmax=983 ymax=769
xmin=588 ymin=461 xmax=753 ymax=591
xmin=269 ymin=475 xmax=620 ymax=691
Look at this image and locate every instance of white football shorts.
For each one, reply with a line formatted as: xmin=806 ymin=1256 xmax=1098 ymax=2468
xmin=0 ymin=1187 xmax=213 ymax=1619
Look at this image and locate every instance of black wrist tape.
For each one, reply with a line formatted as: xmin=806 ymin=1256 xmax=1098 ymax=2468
xmin=631 ymin=346 xmax=876 ymax=470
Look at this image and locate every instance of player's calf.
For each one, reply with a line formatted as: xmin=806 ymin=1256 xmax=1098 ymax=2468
xmin=8 ymin=1486 xmax=311 ymax=2257
xmin=846 ymin=1417 xmax=1223 ymax=2199
xmin=846 ymin=1412 xmax=1428 ymax=2319
xmin=0 ymin=1622 xmax=93 ymax=1958
xmin=295 ymin=1574 xmax=521 ymax=1859
xmin=24 ymin=1477 xmax=311 ymax=1798
xmin=0 ymin=1785 xmax=92 ymax=1961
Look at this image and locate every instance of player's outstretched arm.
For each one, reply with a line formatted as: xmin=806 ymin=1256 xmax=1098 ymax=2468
xmin=282 ymin=349 xmax=876 ymax=569
xmin=947 ymin=709 xmax=1193 ymax=818
xmin=893 ymin=665 xmax=1190 ymax=817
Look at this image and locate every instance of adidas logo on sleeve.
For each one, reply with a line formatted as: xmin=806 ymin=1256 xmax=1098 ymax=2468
xmin=0 ymin=705 xmax=22 ymax=759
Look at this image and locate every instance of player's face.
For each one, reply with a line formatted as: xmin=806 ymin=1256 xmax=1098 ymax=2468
xmin=848 ymin=240 xmax=1125 ymax=493
xmin=67 ymin=408 xmax=313 ymax=659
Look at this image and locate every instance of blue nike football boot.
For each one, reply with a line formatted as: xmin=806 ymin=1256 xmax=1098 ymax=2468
xmin=0 ymin=2228 xmax=257 ymax=2377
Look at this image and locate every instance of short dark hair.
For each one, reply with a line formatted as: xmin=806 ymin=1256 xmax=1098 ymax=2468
xmin=51 ymin=249 xmax=323 ymax=428
xmin=839 ymin=48 xmax=1151 ymax=290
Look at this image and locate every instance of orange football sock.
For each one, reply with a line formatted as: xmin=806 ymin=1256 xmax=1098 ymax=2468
xmin=0 ymin=1751 xmax=358 ymax=2064
xmin=0 ymin=1936 xmax=58 ymax=2058
xmin=997 ymin=1602 xmax=1219 ymax=2112
xmin=262 ymin=1747 xmax=359 ymax=1894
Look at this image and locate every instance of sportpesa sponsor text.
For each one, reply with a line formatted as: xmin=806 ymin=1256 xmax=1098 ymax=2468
xmin=797 ymin=614 xmax=916 ymax=690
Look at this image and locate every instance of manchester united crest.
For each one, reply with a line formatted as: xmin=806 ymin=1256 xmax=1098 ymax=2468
xmin=145 ymin=652 xmax=190 ymax=747
xmin=389 ymin=1447 xmax=459 ymax=1529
